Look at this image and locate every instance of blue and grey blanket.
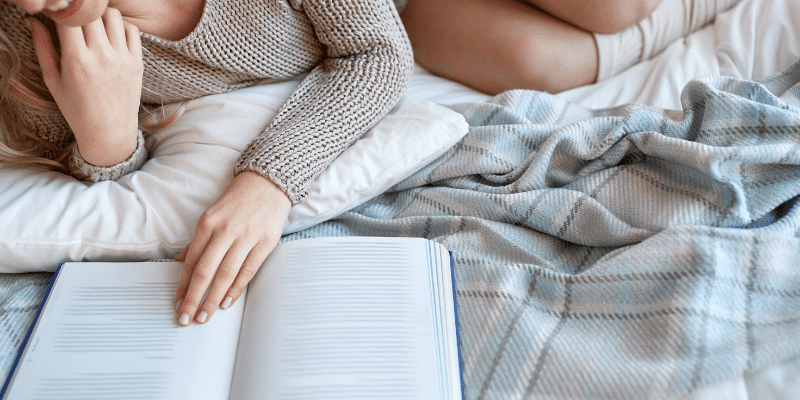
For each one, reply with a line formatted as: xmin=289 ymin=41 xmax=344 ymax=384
xmin=4 ymin=61 xmax=800 ymax=400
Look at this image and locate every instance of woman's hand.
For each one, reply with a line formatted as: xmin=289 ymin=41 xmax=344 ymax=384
xmin=28 ymin=8 xmax=143 ymax=167
xmin=174 ymin=171 xmax=292 ymax=326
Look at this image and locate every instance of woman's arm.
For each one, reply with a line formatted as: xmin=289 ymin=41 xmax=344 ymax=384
xmin=173 ymin=0 xmax=414 ymax=326
xmin=28 ymin=9 xmax=144 ymax=178
xmin=234 ymin=0 xmax=415 ymax=204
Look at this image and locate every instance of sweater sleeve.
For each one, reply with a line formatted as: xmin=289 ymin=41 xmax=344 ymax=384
xmin=67 ymin=129 xmax=149 ymax=182
xmin=233 ymin=0 xmax=414 ymax=205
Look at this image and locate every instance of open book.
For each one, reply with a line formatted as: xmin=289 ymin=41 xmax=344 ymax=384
xmin=2 ymin=237 xmax=463 ymax=399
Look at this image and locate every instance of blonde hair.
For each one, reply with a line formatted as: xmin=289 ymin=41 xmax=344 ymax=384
xmin=0 ymin=27 xmax=66 ymax=170
xmin=0 ymin=25 xmax=181 ymax=172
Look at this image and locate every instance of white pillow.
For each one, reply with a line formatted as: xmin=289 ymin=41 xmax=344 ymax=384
xmin=0 ymin=81 xmax=468 ymax=273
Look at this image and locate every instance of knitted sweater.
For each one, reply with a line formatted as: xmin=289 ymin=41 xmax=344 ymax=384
xmin=1 ymin=0 xmax=413 ymax=204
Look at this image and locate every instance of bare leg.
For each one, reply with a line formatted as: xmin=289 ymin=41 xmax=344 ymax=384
xmin=401 ymin=0 xmax=598 ymax=95
xmin=402 ymin=0 xmax=738 ymax=94
xmin=522 ymin=0 xmax=662 ymax=34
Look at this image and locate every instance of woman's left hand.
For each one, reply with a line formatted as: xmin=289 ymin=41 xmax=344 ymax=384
xmin=174 ymin=171 xmax=291 ymax=326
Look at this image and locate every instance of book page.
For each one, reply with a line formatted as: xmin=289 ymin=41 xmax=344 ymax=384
xmin=4 ymin=262 xmax=245 ymax=400
xmin=230 ymin=237 xmax=459 ymax=400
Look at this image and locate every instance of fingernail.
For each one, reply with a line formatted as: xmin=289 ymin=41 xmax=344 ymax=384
xmin=179 ymin=313 xmax=190 ymax=326
xmin=175 ymin=299 xmax=183 ymax=313
xmin=221 ymin=296 xmax=232 ymax=309
xmin=197 ymin=311 xmax=208 ymax=323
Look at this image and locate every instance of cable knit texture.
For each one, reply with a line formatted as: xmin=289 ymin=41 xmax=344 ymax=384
xmin=1 ymin=0 xmax=413 ymax=202
xmin=68 ymin=130 xmax=148 ymax=182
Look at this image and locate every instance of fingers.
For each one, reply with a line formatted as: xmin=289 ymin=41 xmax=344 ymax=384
xmin=80 ymin=13 xmax=108 ymax=47
xmin=53 ymin=20 xmax=85 ymax=56
xmin=53 ymin=8 xmax=131 ymax=51
xmin=101 ymin=8 xmax=125 ymax=48
xmin=174 ymin=226 xmax=214 ymax=322
xmin=173 ymin=172 xmax=292 ymax=327
xmin=174 ymin=235 xmax=280 ymax=326
xmin=124 ymin=20 xmax=141 ymax=56
xmin=175 ymin=245 xmax=188 ymax=261
xmin=193 ymin=241 xmax=253 ymax=323
xmin=224 ymin=242 xmax=277 ymax=308
xmin=177 ymin=233 xmax=239 ymax=326
xmin=28 ymin=17 xmax=59 ymax=84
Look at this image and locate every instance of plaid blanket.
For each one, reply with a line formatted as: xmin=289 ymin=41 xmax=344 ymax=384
xmin=4 ymin=61 xmax=800 ymax=399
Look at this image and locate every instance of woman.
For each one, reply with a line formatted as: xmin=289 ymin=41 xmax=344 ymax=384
xmin=0 ymin=0 xmax=413 ymax=325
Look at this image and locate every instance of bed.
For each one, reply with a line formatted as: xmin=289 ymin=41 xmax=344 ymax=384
xmin=3 ymin=0 xmax=800 ymax=398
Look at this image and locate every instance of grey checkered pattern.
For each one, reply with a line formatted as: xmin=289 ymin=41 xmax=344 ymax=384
xmin=4 ymin=61 xmax=800 ymax=399
xmin=0 ymin=273 xmax=51 ymax=384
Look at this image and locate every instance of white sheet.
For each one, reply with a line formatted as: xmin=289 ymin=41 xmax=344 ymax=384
xmin=0 ymin=89 xmax=468 ymax=274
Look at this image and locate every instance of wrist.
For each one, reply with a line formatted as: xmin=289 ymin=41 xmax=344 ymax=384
xmin=75 ymin=127 xmax=141 ymax=167
xmin=234 ymin=171 xmax=292 ymax=210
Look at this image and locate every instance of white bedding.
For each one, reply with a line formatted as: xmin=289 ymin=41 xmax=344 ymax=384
xmin=0 ymin=89 xmax=469 ymax=273
xmin=1 ymin=0 xmax=798 ymax=397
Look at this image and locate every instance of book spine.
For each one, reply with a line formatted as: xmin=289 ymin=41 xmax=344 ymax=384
xmin=1 ymin=263 xmax=64 ymax=399
xmin=448 ymin=251 xmax=467 ymax=400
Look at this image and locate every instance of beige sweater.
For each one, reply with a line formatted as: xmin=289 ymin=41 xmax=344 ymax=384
xmin=1 ymin=0 xmax=413 ymax=204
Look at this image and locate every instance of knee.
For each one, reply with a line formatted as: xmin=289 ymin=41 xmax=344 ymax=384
xmin=503 ymin=36 xmax=596 ymax=94
xmin=582 ymin=0 xmax=663 ymax=34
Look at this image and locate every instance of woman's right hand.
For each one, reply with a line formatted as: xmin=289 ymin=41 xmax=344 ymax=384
xmin=28 ymin=8 xmax=143 ymax=167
